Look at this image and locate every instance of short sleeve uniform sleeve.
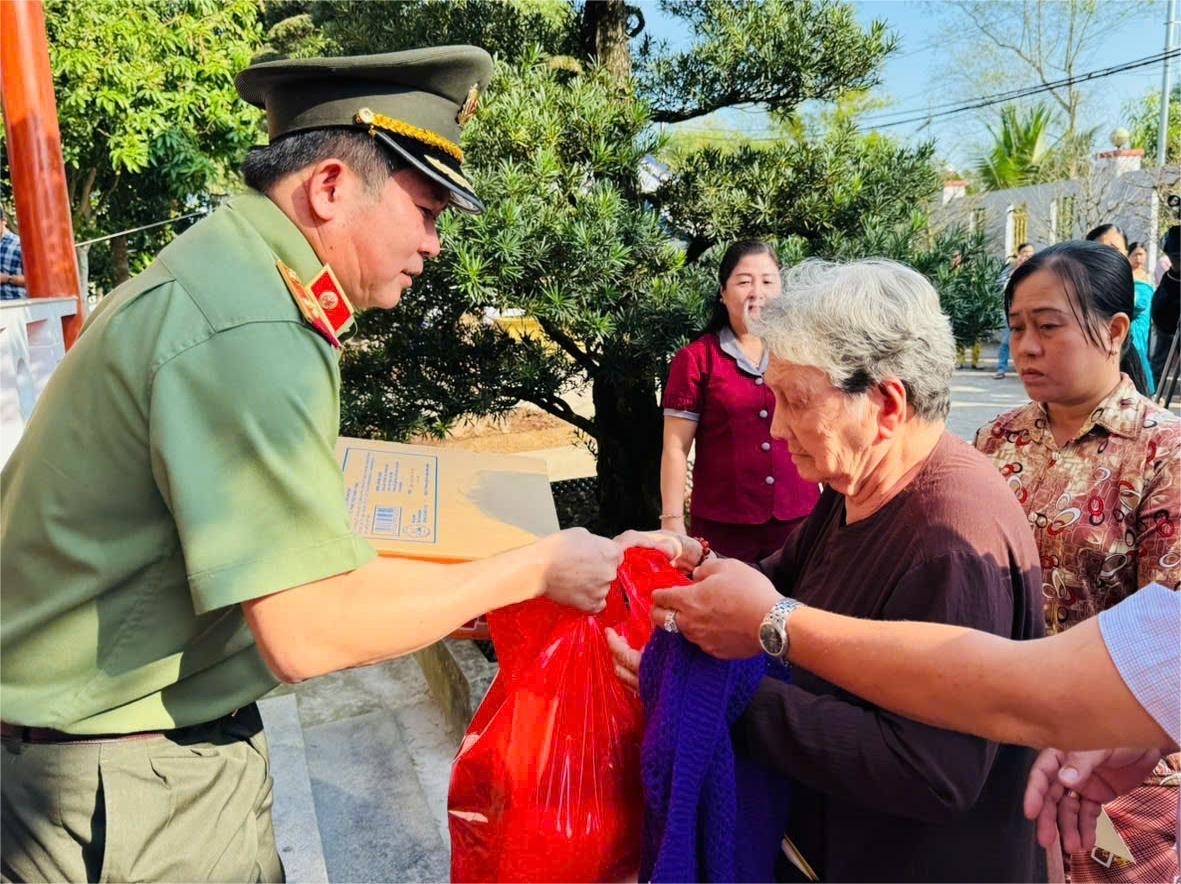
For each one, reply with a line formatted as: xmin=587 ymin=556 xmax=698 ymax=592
xmin=663 ymin=340 xmax=708 ymax=419
xmin=1098 ymin=583 xmax=1181 ymax=746
xmin=150 ymin=322 xmax=375 ymax=615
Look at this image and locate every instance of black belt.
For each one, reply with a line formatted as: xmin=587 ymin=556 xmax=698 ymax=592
xmin=0 ymin=705 xmax=256 ymax=745
xmin=0 ymin=723 xmax=162 ymax=743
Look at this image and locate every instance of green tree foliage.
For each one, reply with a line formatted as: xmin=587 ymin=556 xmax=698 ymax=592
xmin=42 ymin=0 xmax=262 ymax=288
xmin=1126 ymin=84 xmax=1181 ymax=166
xmin=656 ymin=121 xmax=940 ymax=260
xmin=636 ymin=0 xmax=896 ymax=123
xmin=821 ymin=214 xmax=1006 ymax=350
xmin=974 ymin=103 xmax=1057 ymax=190
xmin=341 ymin=53 xmax=699 ymax=530
xmin=259 ymin=0 xmax=579 ymax=63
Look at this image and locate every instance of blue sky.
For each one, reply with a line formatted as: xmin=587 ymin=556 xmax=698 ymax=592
xmin=640 ymin=0 xmax=1170 ymax=171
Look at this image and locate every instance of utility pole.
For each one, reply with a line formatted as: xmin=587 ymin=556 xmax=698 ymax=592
xmin=1160 ymin=0 xmax=1178 ymax=167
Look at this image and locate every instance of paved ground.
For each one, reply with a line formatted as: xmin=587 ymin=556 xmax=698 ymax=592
xmin=261 ymin=658 xmax=458 ymax=883
xmin=945 ymin=368 xmax=1031 ymax=441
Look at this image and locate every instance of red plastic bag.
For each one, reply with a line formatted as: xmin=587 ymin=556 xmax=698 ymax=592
xmin=448 ymin=547 xmax=691 ymax=882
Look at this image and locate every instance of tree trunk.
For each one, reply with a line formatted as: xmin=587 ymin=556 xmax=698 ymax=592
xmin=581 ymin=0 xmax=654 ymax=535
xmin=685 ymin=234 xmax=715 ymax=265
xmin=110 ymin=234 xmax=131 ymax=285
xmin=590 ymin=360 xmax=663 ymax=535
xmin=581 ymin=0 xmax=631 ymax=81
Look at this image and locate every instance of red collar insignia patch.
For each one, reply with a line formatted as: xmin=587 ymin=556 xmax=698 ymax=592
xmin=276 ymin=261 xmax=355 ymax=348
xmin=308 ymin=265 xmax=355 ymax=340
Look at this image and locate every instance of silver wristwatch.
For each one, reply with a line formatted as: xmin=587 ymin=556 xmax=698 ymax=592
xmin=758 ymin=597 xmax=805 ymax=660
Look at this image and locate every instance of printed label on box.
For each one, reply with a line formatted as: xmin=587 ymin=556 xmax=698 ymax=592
xmin=341 ymin=443 xmax=439 ymax=546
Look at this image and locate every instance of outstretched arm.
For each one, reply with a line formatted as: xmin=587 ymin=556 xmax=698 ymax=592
xmin=784 ymin=606 xmax=1173 ymax=751
xmin=246 ymin=528 xmax=622 ymax=683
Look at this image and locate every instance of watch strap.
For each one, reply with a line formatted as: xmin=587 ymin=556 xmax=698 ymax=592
xmin=763 ymin=596 xmax=804 ymax=659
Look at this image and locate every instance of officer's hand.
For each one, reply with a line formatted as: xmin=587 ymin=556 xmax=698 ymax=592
xmin=614 ymin=528 xmax=702 ymax=573
xmin=650 ymin=557 xmax=780 ymax=659
xmin=540 ymin=528 xmax=623 ymax=613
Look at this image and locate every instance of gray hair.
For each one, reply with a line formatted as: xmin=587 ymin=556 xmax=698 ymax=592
xmin=752 ymin=258 xmax=956 ymax=421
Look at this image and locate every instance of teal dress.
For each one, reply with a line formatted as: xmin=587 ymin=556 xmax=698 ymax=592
xmin=1132 ymin=279 xmax=1155 ymax=391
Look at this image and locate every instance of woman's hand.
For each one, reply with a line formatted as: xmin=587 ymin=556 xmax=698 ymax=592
xmin=614 ymin=529 xmax=703 ymax=573
xmin=605 ymin=627 xmax=642 ymax=692
xmin=1023 ymin=747 xmax=1164 ymax=852
xmin=650 ymin=557 xmax=782 ymax=659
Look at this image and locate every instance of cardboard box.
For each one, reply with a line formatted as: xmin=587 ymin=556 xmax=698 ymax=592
xmin=337 ymin=437 xmax=561 ymax=639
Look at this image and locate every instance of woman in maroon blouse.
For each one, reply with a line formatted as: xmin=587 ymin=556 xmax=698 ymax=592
xmin=660 ymin=240 xmax=819 ymax=562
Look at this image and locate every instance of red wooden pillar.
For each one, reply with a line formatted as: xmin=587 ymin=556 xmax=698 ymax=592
xmin=1 ymin=0 xmax=83 ymax=348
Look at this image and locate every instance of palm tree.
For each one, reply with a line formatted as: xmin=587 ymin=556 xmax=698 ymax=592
xmin=975 ymin=103 xmax=1057 ymax=191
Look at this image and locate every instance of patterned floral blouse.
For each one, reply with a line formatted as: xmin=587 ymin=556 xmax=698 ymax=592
xmin=975 ymin=375 xmax=1180 ymax=635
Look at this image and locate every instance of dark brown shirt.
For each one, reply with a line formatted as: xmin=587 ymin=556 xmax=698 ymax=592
xmin=738 ymin=432 xmax=1046 ymax=882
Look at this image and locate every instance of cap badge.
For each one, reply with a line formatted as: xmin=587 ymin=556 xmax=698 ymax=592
xmin=457 ymin=83 xmax=480 ymax=128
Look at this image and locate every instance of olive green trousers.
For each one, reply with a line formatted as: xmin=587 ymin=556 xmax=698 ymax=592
xmin=0 ymin=705 xmax=283 ymax=883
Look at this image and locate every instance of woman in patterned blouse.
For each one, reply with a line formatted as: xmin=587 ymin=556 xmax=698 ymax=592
xmin=975 ymin=240 xmax=1179 ymax=884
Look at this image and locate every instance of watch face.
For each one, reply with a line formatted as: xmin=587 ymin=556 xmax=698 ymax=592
xmin=759 ymin=622 xmax=785 ymax=656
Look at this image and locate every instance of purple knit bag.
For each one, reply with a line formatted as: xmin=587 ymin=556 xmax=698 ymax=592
xmin=639 ymin=629 xmax=791 ymax=882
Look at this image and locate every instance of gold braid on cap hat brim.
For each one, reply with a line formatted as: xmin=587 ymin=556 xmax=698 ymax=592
xmin=355 ymin=109 xmax=464 ymax=163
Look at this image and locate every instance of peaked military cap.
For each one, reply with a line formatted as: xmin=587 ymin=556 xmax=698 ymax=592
xmin=236 ymin=45 xmax=493 ymax=213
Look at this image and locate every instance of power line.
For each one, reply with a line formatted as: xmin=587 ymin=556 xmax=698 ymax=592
xmin=672 ymin=49 xmax=1178 ymax=143
xmin=858 ymin=50 xmax=1177 ymax=123
xmin=74 ymin=209 xmax=209 ymax=248
xmin=861 ymin=50 xmax=1179 ymax=129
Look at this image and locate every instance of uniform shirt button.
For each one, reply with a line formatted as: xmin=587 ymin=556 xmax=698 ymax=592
xmin=755 ymin=377 xmax=764 ymax=385
xmin=761 ymin=441 xmax=771 ymax=451
xmin=765 ymin=475 xmax=775 ymax=485
xmin=758 ymin=409 xmax=768 ymax=418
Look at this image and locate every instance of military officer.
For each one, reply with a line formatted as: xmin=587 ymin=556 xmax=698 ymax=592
xmin=0 ymin=46 xmax=622 ymax=882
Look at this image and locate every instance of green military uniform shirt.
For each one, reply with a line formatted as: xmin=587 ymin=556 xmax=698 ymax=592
xmin=0 ymin=192 xmax=376 ymax=734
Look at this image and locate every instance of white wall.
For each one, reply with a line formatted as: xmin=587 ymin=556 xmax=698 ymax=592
xmin=933 ymin=162 xmax=1180 ymax=262
xmin=0 ymin=297 xmax=78 ymax=466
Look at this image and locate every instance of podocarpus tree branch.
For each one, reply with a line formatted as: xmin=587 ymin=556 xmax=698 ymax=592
xmin=652 ymin=94 xmax=744 ymax=125
xmin=536 ymin=316 xmax=601 ymax=378
xmin=524 ymin=393 xmax=598 ymax=438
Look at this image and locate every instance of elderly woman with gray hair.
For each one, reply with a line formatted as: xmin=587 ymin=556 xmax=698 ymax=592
xmin=616 ymin=258 xmax=1047 ymax=881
